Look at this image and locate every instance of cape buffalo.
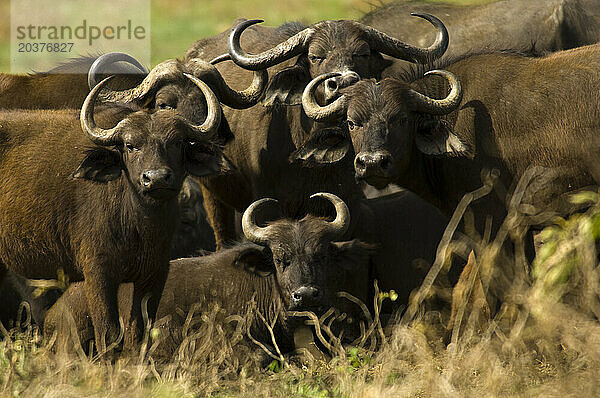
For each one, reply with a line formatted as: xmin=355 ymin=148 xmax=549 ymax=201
xmin=361 ymin=0 xmax=600 ymax=76
xmin=44 ymin=191 xmax=460 ymax=355
xmin=179 ymin=16 xmax=450 ymax=249
xmin=44 ymin=193 xmax=374 ymax=355
xmin=0 ymin=58 xmax=265 ymax=352
xmin=0 ymin=53 xmax=268 ymax=257
xmin=302 ymin=44 xmax=600 ymax=237
xmin=224 ymin=14 xmax=447 ymax=104
xmin=0 ymin=53 xmax=147 ymax=109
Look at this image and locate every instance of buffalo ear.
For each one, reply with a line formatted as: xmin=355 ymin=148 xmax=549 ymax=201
xmin=186 ymin=143 xmax=235 ymax=177
xmin=215 ymin=111 xmax=234 ymax=145
xmin=290 ymin=128 xmax=351 ymax=166
xmin=415 ymin=119 xmax=473 ymax=158
xmin=331 ymin=240 xmax=376 ymax=271
xmin=234 ymin=244 xmax=274 ymax=277
xmin=262 ymin=63 xmax=310 ymax=106
xmin=72 ymin=148 xmax=122 ymax=182
xmin=368 ymin=51 xmax=394 ymax=79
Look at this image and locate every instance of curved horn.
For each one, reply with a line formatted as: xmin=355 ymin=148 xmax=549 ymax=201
xmin=88 ymin=52 xmax=148 ymax=89
xmin=302 ymin=73 xmax=348 ymax=122
xmin=359 ymin=13 xmax=448 ymax=64
xmin=406 ymin=69 xmax=462 ymax=115
xmin=228 ymin=19 xmax=315 ymax=70
xmin=187 ymin=57 xmax=267 ymax=109
xmin=100 ymin=59 xmax=182 ymax=104
xmin=209 ymin=53 xmax=231 ymax=65
xmin=183 ymin=73 xmax=222 ymax=138
xmin=310 ymin=193 xmax=350 ymax=238
xmin=80 ymin=76 xmax=123 ymax=146
xmin=242 ymin=198 xmax=279 ymax=245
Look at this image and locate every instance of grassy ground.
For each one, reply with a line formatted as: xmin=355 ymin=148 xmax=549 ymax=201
xmin=0 ymin=0 xmax=491 ymax=73
xmin=3 ymin=181 xmax=600 ymax=397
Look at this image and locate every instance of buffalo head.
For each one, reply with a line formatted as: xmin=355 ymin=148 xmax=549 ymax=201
xmin=74 ymin=65 xmax=233 ymax=205
xmin=228 ymin=14 xmax=448 ymax=105
xmin=240 ymin=193 xmax=373 ymax=314
xmin=302 ymin=70 xmax=469 ymax=189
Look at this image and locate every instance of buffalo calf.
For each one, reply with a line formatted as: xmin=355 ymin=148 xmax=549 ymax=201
xmin=45 ymin=193 xmax=374 ymax=355
xmin=45 ymin=191 xmax=460 ymax=354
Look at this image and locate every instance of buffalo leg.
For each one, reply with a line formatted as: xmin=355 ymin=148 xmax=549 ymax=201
xmin=44 ymin=282 xmax=96 ymax=354
xmin=200 ymin=184 xmax=238 ymax=250
xmin=0 ymin=265 xmax=9 ymax=332
xmin=125 ymin=265 xmax=169 ymax=351
xmin=84 ymin=271 xmax=121 ymax=354
xmin=0 ymin=265 xmax=6 ymax=286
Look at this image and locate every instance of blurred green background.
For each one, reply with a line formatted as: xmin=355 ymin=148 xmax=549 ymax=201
xmin=0 ymin=0 xmax=489 ymax=73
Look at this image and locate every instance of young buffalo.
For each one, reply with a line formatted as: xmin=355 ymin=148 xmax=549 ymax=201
xmin=0 ymin=61 xmax=251 ymax=352
xmin=44 ymin=193 xmax=374 ymax=356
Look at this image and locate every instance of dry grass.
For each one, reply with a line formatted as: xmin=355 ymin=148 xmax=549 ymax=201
xmin=3 ymin=167 xmax=600 ymax=397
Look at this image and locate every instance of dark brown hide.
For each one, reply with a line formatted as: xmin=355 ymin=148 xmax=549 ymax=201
xmin=185 ymin=20 xmax=389 ymax=248
xmin=0 ymin=56 xmax=145 ymax=110
xmin=0 ymin=103 xmax=228 ymax=351
xmin=344 ymin=44 xmax=600 ymax=238
xmin=45 ymin=190 xmax=457 ymax=355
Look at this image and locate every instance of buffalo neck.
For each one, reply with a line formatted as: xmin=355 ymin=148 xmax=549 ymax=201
xmin=394 ymin=149 xmax=448 ymax=213
xmin=113 ymin=177 xmax=179 ymax=258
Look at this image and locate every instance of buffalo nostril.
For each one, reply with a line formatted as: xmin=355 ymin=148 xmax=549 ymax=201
xmin=380 ymin=157 xmax=392 ymax=171
xmin=355 ymin=156 xmax=367 ymax=171
xmin=326 ymin=79 xmax=338 ymax=91
xmin=141 ymin=169 xmax=174 ymax=189
xmin=291 ymin=286 xmax=321 ymax=307
xmin=142 ymin=173 xmax=152 ymax=187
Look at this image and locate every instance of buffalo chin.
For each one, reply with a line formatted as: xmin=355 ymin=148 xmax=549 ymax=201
xmin=357 ymin=174 xmax=392 ymax=190
xmin=143 ymin=187 xmax=180 ymax=201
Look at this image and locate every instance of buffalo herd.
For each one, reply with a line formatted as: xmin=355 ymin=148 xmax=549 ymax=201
xmin=1 ymin=0 xmax=599 ymax=361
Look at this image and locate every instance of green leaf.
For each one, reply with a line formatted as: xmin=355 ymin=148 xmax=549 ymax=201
xmin=532 ymin=240 xmax=558 ymax=278
xmin=267 ymin=360 xmax=282 ymax=373
xmin=569 ymin=191 xmax=599 ymax=205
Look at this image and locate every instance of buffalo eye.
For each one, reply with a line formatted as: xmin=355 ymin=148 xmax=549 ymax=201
xmin=125 ymin=143 xmax=137 ymax=152
xmin=276 ymin=257 xmax=290 ymax=268
xmin=348 ymin=119 xmax=361 ymax=131
xmin=157 ymin=102 xmax=174 ymax=110
xmin=308 ymin=54 xmax=324 ymax=64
